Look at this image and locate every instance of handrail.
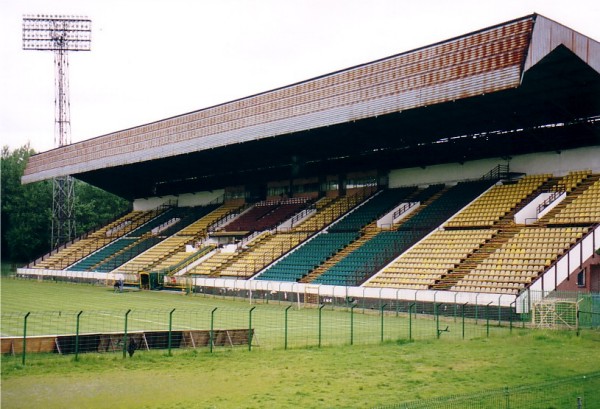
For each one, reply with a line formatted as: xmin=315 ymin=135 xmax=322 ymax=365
xmin=255 ymin=197 xmax=310 ymax=207
xmin=208 ymin=195 xmax=225 ymax=206
xmin=207 ymin=203 xmax=249 ymax=233
xmin=153 ymin=245 xmax=215 ymax=276
xmin=481 ymin=164 xmax=510 ymax=181
xmin=522 ymin=222 xmax=599 ymax=294
xmin=237 ymin=231 xmax=265 ymax=248
xmin=27 ymin=203 xmax=173 ymax=268
xmin=536 ymin=188 xmax=565 ymax=215
xmin=392 ymin=202 xmax=418 ymax=220
xmin=286 ymin=204 xmax=316 ymax=229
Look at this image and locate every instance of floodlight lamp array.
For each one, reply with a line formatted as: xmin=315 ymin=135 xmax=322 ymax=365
xmin=22 ymin=14 xmax=91 ymax=51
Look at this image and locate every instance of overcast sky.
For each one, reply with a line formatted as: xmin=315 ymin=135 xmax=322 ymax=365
xmin=1 ymin=0 xmax=599 ymax=153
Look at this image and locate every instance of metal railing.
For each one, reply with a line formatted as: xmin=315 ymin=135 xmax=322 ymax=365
xmin=375 ymin=372 xmax=600 ymax=409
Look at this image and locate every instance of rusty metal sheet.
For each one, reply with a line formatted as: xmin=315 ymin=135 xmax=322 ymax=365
xmin=524 ymin=15 xmax=600 ymax=73
xmin=23 ymin=15 xmax=549 ymax=182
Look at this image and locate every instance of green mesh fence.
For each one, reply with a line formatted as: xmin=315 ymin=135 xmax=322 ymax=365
xmin=2 ymin=284 xmax=598 ymax=364
xmin=374 ymin=372 xmax=600 ymax=409
xmin=2 ymin=302 xmax=517 ymax=361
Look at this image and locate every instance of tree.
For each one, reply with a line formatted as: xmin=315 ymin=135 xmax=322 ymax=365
xmin=1 ymin=144 xmax=52 ymax=262
xmin=74 ymin=180 xmax=130 ymax=236
xmin=1 ymin=144 xmax=130 ymax=263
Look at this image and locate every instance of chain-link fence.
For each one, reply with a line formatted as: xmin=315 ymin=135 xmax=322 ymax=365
xmin=374 ymin=372 xmax=600 ymax=409
xmin=2 ymin=280 xmax=598 ymax=365
xmin=2 ymin=302 xmax=523 ymax=364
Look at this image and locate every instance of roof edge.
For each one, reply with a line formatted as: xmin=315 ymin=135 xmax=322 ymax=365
xmin=523 ymin=13 xmax=600 ymax=75
xmin=27 ymin=14 xmax=539 ymax=160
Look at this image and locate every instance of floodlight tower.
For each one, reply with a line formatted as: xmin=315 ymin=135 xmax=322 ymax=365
xmin=22 ymin=14 xmax=91 ymax=249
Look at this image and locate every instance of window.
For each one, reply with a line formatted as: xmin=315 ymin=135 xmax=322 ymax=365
xmin=577 ymin=269 xmax=585 ymax=287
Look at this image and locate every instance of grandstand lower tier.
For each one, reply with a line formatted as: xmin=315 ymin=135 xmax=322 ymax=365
xmin=21 ymin=170 xmax=600 ymax=300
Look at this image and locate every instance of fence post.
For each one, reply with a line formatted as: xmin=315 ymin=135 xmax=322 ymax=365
xmin=168 ymin=308 xmax=176 ymax=356
xmin=433 ymin=303 xmax=441 ymax=339
xmin=123 ymin=309 xmax=131 ymax=359
xmin=350 ymin=304 xmax=356 ymax=345
xmin=486 ymin=302 xmax=492 ymax=338
xmin=453 ymin=293 xmax=458 ymax=322
xmin=248 ymin=306 xmax=256 ymax=351
xmin=509 ymin=301 xmax=515 ymax=333
xmin=475 ymin=293 xmax=480 ymax=325
xmin=75 ymin=311 xmax=83 ymax=361
xmin=522 ymin=296 xmax=527 ymax=328
xmin=462 ymin=303 xmax=467 ymax=339
xmin=380 ymin=304 xmax=387 ymax=343
xmin=22 ymin=312 xmax=31 ymax=366
xmin=498 ymin=297 xmax=502 ymax=327
xmin=408 ymin=303 xmax=415 ymax=341
xmin=210 ymin=307 xmax=217 ymax=353
xmin=284 ymin=305 xmax=291 ymax=350
xmin=318 ymin=304 xmax=325 ymax=348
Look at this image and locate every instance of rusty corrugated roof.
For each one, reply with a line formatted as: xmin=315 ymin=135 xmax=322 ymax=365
xmin=22 ymin=14 xmax=599 ymax=185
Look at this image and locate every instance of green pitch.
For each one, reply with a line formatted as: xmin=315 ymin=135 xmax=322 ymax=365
xmin=2 ymin=278 xmax=599 ymax=408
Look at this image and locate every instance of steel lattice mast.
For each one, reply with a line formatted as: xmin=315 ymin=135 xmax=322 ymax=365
xmin=22 ymin=14 xmax=91 ymax=249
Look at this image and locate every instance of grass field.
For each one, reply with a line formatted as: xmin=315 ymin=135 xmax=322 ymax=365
xmin=0 ymin=278 xmax=510 ymax=347
xmin=2 ymin=277 xmax=600 ymax=408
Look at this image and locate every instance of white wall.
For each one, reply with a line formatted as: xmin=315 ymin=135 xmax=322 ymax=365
xmin=130 ymin=147 xmax=600 ymax=208
xmin=178 ymin=190 xmax=224 ymax=207
xmin=133 ymin=189 xmax=224 ymax=210
xmin=389 ymin=146 xmax=600 ymax=188
xmin=133 ymin=196 xmax=177 ymax=211
xmin=516 ymin=224 xmax=600 ymax=313
xmin=509 ymin=147 xmax=600 ymax=177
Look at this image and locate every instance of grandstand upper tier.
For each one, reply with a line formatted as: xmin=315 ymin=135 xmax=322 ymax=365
xmin=22 ymin=14 xmax=599 ymax=200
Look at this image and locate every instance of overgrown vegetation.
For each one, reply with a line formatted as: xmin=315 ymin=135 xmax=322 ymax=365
xmin=1 ymin=144 xmax=130 ymax=263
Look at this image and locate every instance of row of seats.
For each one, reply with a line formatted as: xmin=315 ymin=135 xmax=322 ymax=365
xmin=399 ymin=180 xmax=495 ymax=231
xmin=115 ymin=236 xmax=190 ymax=274
xmin=194 ymin=194 xmax=370 ymax=278
xmin=550 ymin=178 xmax=600 ymax=224
xmin=268 ymin=180 xmax=502 ymax=286
xmin=446 ymin=174 xmax=549 ymax=227
xmin=299 ymin=188 xmax=425 ymax=285
xmin=366 ymin=229 xmax=495 ymax=288
xmin=189 ymin=251 xmax=237 ymax=275
xmin=35 ymin=209 xmax=158 ymax=270
xmin=256 ymin=232 xmax=360 ymax=282
xmin=555 ymin=170 xmax=591 ymax=193
xmin=94 ymin=237 xmax=163 ymax=272
xmin=68 ymin=237 xmax=138 ymax=271
xmin=224 ymin=199 xmax=308 ymax=232
xmin=146 ymin=245 xmax=215 ymax=274
xmin=70 ymin=205 xmax=218 ymax=273
xmin=309 ymin=181 xmax=494 ymax=287
xmin=43 ymin=170 xmax=598 ymax=295
xmin=328 ymin=187 xmax=416 ymax=232
xmin=177 ymin=202 xmax=241 ymax=237
xmin=293 ymin=193 xmax=369 ymax=232
xmin=138 ymin=203 xmax=243 ymax=274
xmin=218 ymin=232 xmax=310 ymax=277
xmin=451 ymin=226 xmax=588 ymax=294
xmin=313 ymin=231 xmax=419 ymax=286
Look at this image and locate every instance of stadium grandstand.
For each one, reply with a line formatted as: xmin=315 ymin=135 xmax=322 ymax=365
xmin=19 ymin=13 xmax=600 ymax=312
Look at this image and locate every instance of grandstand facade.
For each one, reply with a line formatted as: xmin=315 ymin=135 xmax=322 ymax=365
xmin=20 ymin=14 xmax=600 ymax=309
